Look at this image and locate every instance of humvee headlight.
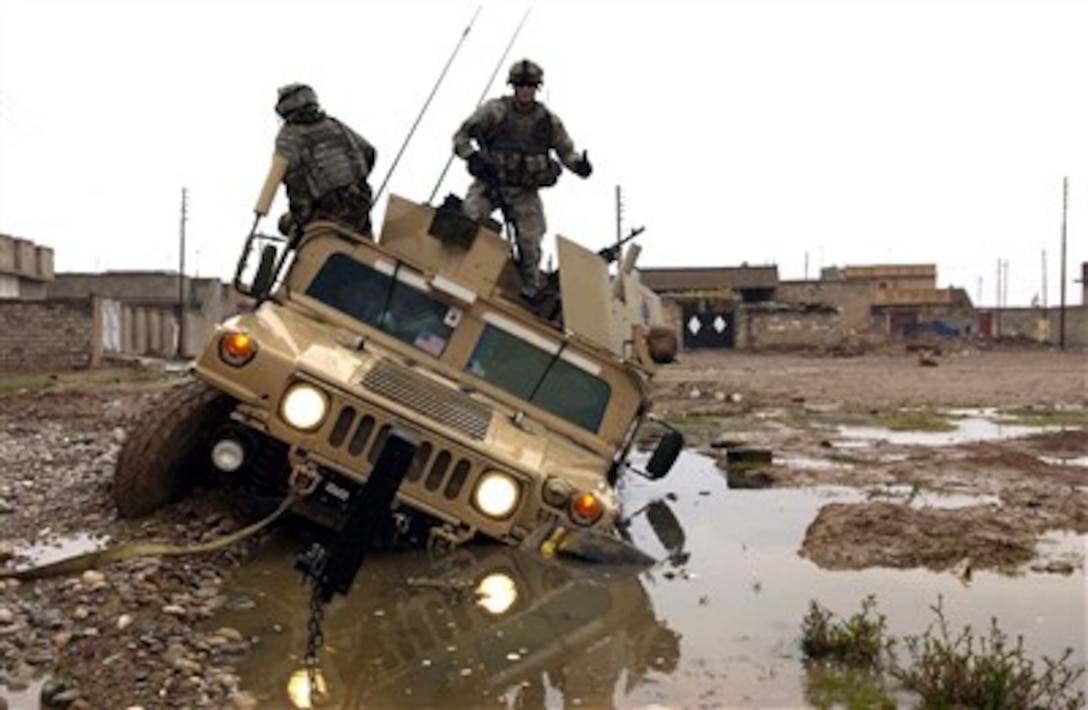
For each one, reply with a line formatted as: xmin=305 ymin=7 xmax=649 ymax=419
xmin=219 ymin=331 xmax=257 ymax=366
xmin=280 ymin=383 xmax=329 ymax=431
xmin=571 ymin=491 xmax=604 ymax=525
xmin=473 ymin=472 xmax=520 ymax=519
xmin=475 ymin=572 xmax=518 ymax=615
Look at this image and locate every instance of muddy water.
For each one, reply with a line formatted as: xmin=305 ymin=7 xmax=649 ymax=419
xmin=216 ymin=452 xmax=1087 ymax=708
xmin=836 ymin=407 xmax=1067 ymax=447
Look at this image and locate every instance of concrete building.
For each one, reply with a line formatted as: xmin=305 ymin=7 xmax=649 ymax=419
xmin=641 ymin=259 xmax=1087 ymax=351
xmin=47 ymin=271 xmax=244 ymax=358
xmin=638 ymin=266 xmax=778 ymax=349
xmin=0 ymin=233 xmax=54 ymax=299
xmin=818 ymin=263 xmax=978 ymax=338
xmin=1 ymin=231 xmax=244 ymax=371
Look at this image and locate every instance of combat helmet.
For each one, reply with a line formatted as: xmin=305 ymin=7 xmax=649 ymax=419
xmin=275 ymin=83 xmax=319 ymax=118
xmin=507 ymin=59 xmax=543 ymax=87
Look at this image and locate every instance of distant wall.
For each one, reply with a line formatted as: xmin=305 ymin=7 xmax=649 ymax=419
xmin=736 ymin=305 xmax=841 ymax=351
xmin=0 ymin=297 xmax=101 ymax=371
xmin=989 ymin=306 xmax=1088 ymax=347
xmin=0 ymin=296 xmax=190 ymax=372
xmin=48 ymin=271 xmax=183 ymax=303
xmin=48 ymin=272 xmax=243 ymax=358
xmin=775 ymin=280 xmax=871 ymax=335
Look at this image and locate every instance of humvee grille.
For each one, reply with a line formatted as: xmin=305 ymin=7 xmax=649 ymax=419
xmin=327 ymin=405 xmax=477 ymax=502
xmin=362 ymin=360 xmax=490 ymax=441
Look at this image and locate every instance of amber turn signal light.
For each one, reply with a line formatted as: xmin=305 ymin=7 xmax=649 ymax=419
xmin=219 ymin=331 xmax=256 ymax=366
xmin=571 ymin=492 xmax=603 ymax=525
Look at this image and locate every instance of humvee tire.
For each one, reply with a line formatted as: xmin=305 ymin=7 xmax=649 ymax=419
xmin=114 ymin=378 xmax=235 ymax=518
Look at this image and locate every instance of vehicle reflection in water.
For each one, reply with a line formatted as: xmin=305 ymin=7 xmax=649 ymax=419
xmin=217 ymin=450 xmax=1086 ymax=707
xmin=214 ymin=532 xmax=681 ymax=708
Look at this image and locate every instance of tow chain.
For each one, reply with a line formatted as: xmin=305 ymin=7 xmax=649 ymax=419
xmin=295 ymin=540 xmax=331 ymax=705
xmin=304 ymin=583 xmax=328 ymax=705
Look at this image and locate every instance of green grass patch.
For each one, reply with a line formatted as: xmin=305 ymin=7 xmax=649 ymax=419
xmin=803 ymin=665 xmax=897 ymax=710
xmin=800 ymin=595 xmax=1086 ymax=709
xmin=998 ymin=406 xmax=1088 ymax=429
xmin=828 ymin=453 xmax=870 ymax=465
xmin=869 ymin=409 xmax=958 ymax=432
xmin=0 ymin=368 xmax=176 ymax=393
xmin=801 ymin=595 xmax=890 ymax=667
xmin=893 ymin=597 xmax=1085 ymax=709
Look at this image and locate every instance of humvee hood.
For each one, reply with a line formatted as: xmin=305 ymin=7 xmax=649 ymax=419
xmin=222 ymin=303 xmax=606 ymax=457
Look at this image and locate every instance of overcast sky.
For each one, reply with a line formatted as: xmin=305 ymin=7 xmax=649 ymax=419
xmin=1 ymin=0 xmax=1085 ymax=308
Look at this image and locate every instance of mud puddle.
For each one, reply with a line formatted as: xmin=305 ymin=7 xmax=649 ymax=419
xmin=6 ymin=532 xmax=107 ymax=569
xmin=835 ymin=408 xmax=1066 ymax=448
xmin=212 ymin=451 xmax=1086 ymax=707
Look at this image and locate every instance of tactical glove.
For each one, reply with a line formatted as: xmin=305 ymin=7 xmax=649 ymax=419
xmin=572 ymin=150 xmax=593 ymax=178
xmin=467 ymin=152 xmax=496 ymax=180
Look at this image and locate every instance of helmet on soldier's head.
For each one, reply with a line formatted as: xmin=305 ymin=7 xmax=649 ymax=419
xmin=275 ymin=83 xmax=319 ymax=118
xmin=507 ymin=59 xmax=543 ymax=87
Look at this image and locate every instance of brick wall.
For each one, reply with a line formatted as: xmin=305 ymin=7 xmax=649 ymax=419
xmin=738 ymin=306 xmax=841 ymax=351
xmin=989 ymin=306 xmax=1088 ymax=347
xmin=0 ymin=297 xmax=101 ymax=371
xmin=775 ymin=280 xmax=872 ymax=335
xmin=48 ymin=272 xmax=244 ymax=357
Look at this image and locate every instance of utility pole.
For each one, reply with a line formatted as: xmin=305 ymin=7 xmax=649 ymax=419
xmin=995 ymin=258 xmax=1002 ymax=337
xmin=1059 ymin=176 xmax=1068 ymax=350
xmin=615 ymin=185 xmax=624 ymax=262
xmin=178 ymin=187 xmax=188 ymax=359
xmin=1041 ymin=249 xmax=1047 ymax=309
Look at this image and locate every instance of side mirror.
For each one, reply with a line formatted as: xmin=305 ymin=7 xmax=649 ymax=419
xmin=645 ymin=499 xmax=685 ymax=554
xmin=234 ymin=231 xmax=287 ymax=299
xmin=645 ymin=430 xmax=684 ymax=479
xmin=252 ymin=244 xmax=278 ymax=297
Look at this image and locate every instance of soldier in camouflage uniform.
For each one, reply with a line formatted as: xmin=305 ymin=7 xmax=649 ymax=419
xmin=453 ymin=59 xmax=592 ymax=299
xmin=274 ymin=83 xmax=377 ymax=236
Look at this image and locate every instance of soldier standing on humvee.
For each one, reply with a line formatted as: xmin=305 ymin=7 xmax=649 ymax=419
xmin=453 ymin=59 xmax=593 ymax=300
xmin=273 ymin=83 xmax=378 ymax=236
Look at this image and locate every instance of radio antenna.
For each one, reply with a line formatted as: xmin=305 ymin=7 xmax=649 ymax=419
xmin=373 ymin=5 xmax=482 ymax=204
xmin=428 ymin=5 xmax=532 ymax=203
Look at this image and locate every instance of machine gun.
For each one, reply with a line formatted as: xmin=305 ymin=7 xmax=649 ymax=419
xmin=598 ymin=226 xmax=645 ymax=265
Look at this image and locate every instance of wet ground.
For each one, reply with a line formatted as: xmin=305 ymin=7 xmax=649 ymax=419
xmin=209 ymin=450 xmax=1087 ymax=708
xmin=0 ymin=348 xmax=1085 ymax=707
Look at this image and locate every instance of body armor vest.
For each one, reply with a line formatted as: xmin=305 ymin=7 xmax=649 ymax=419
xmin=483 ymin=98 xmax=562 ymax=188
xmin=285 ymin=115 xmax=371 ymax=201
xmin=298 ymin=117 xmax=369 ymax=197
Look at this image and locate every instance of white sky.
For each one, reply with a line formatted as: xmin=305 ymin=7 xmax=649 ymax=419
xmin=1 ymin=0 xmax=1085 ymax=308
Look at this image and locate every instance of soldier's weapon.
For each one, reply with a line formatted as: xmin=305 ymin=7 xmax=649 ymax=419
xmin=428 ymin=5 xmax=532 ymax=203
xmin=475 ymin=166 xmax=522 ymax=255
xmin=374 ymin=5 xmax=482 ymax=205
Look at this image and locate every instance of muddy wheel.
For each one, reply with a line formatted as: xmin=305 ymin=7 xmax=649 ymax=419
xmin=114 ymin=378 xmax=235 ymax=518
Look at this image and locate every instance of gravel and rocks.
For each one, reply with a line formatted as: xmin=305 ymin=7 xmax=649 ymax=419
xmin=0 ymin=346 xmax=1085 ymax=707
xmin=0 ymin=373 xmax=266 ymax=708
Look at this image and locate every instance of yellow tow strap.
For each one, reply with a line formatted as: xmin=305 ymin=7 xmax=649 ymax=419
xmin=0 ymin=495 xmax=297 ymax=581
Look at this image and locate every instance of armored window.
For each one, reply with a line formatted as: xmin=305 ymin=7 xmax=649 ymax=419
xmin=306 ymin=253 xmax=458 ymax=357
xmin=466 ymin=320 xmax=610 ymax=433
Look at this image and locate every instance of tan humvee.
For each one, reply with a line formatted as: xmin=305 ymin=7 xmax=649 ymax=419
xmin=113 ymin=191 xmax=681 ymax=554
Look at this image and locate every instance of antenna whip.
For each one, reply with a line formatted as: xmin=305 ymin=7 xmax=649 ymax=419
xmin=427 ymin=5 xmax=532 ymax=203
xmin=373 ymin=5 xmax=483 ymax=204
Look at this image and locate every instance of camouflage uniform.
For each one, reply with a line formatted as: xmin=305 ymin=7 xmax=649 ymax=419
xmin=274 ymin=84 xmax=377 ymax=235
xmin=453 ymin=62 xmax=590 ymax=296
